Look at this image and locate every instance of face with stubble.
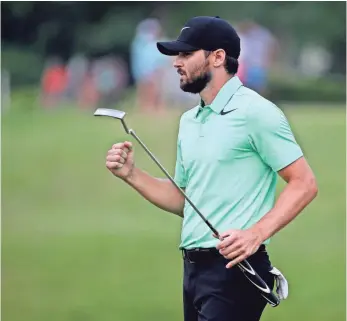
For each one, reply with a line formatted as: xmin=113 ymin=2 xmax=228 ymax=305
xmin=174 ymin=50 xmax=212 ymax=94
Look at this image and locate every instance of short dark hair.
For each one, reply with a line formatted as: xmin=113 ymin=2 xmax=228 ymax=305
xmin=204 ymin=50 xmax=239 ymax=75
xmin=224 ymin=55 xmax=239 ymax=75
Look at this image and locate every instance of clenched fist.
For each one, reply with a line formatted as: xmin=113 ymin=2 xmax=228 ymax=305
xmin=106 ymin=141 xmax=134 ymax=180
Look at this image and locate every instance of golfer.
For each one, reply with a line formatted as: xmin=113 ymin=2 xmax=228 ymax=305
xmin=105 ymin=16 xmax=318 ymax=321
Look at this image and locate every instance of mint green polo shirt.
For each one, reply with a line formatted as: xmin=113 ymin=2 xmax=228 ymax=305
xmin=175 ymin=76 xmax=303 ymax=249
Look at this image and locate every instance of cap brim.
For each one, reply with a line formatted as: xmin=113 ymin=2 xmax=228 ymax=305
xmin=157 ymin=40 xmax=199 ymax=56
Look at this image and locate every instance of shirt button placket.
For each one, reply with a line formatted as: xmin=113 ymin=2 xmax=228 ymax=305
xmin=199 ymin=108 xmax=210 ymax=137
xmin=199 ymin=112 xmax=205 ymax=137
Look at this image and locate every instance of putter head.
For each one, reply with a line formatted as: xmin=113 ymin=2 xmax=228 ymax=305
xmin=94 ymin=108 xmax=130 ymax=134
xmin=94 ymin=108 xmax=126 ymax=119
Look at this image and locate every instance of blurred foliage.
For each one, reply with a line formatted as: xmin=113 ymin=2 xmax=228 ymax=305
xmin=2 ymin=2 xmax=345 ymax=62
xmin=2 ymin=2 xmax=158 ymax=58
xmin=1 ymin=1 xmax=346 ymax=101
xmin=268 ymin=74 xmax=346 ymax=103
xmin=1 ymin=47 xmax=44 ymax=87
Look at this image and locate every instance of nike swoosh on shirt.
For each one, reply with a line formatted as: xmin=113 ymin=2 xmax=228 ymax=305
xmin=220 ymin=108 xmax=237 ymax=115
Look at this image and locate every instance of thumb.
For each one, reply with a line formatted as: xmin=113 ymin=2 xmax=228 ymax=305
xmin=220 ymin=230 xmax=235 ymax=239
xmin=212 ymin=233 xmax=225 ymax=242
xmin=124 ymin=141 xmax=133 ymax=151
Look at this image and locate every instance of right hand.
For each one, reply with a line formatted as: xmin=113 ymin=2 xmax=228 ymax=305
xmin=106 ymin=141 xmax=134 ymax=181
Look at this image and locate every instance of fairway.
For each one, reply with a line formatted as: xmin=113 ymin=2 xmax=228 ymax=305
xmin=2 ymin=95 xmax=346 ymax=321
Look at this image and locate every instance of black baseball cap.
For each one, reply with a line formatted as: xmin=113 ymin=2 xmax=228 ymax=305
xmin=157 ymin=16 xmax=240 ymax=59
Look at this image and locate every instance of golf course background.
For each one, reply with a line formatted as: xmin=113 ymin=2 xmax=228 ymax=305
xmin=2 ymin=88 xmax=346 ymax=321
xmin=2 ymin=3 xmax=346 ymax=320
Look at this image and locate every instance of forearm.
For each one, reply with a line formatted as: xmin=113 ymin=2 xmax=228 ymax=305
xmin=125 ymin=167 xmax=185 ymax=217
xmin=252 ymin=178 xmax=318 ymax=242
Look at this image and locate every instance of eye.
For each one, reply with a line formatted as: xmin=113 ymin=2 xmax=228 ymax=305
xmin=181 ymin=52 xmax=192 ymax=57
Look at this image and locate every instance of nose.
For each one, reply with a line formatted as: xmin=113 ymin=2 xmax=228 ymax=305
xmin=173 ymin=56 xmax=183 ymax=69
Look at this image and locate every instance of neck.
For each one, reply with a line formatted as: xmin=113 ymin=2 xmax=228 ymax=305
xmin=200 ymin=73 xmax=233 ymax=106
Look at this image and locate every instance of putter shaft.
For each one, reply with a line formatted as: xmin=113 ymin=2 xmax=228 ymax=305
xmin=129 ymin=129 xmax=220 ymax=237
xmin=94 ymin=108 xmax=280 ymax=307
xmin=130 ymin=128 xmax=280 ymax=307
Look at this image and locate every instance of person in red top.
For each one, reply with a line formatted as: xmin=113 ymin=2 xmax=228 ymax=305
xmin=41 ymin=57 xmax=68 ymax=108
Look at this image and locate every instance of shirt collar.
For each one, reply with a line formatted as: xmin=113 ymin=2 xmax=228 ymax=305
xmin=198 ymin=76 xmax=243 ymax=115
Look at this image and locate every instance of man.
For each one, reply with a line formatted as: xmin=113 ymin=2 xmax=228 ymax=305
xmin=105 ymin=16 xmax=318 ymax=321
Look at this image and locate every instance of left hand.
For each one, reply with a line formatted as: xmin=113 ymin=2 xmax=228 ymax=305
xmin=214 ymin=228 xmax=263 ymax=269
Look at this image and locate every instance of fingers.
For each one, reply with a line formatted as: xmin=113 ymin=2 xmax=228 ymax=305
xmin=106 ymin=152 xmax=126 ymax=169
xmin=106 ymin=141 xmax=132 ymax=170
xmin=226 ymin=254 xmax=248 ymax=269
xmin=214 ymin=229 xmax=261 ymax=269
xmin=112 ymin=142 xmax=125 ymax=150
xmin=220 ymin=230 xmax=234 ymax=239
xmin=220 ymin=246 xmax=243 ymax=259
xmin=212 ymin=233 xmax=225 ymax=242
xmin=214 ymin=230 xmax=245 ymax=268
xmin=219 ymin=242 xmax=242 ymax=256
xmin=112 ymin=141 xmax=132 ymax=151
xmin=124 ymin=141 xmax=133 ymax=150
xmin=107 ymin=154 xmax=126 ymax=164
xmin=216 ymin=233 xmax=237 ymax=250
xmin=108 ymin=141 xmax=133 ymax=159
xmin=213 ymin=230 xmax=234 ymax=244
xmin=108 ymin=149 xmax=127 ymax=159
xmin=106 ymin=160 xmax=123 ymax=169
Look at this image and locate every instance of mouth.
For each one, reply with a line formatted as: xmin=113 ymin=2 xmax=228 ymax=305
xmin=177 ymin=69 xmax=186 ymax=76
xmin=179 ymin=75 xmax=186 ymax=84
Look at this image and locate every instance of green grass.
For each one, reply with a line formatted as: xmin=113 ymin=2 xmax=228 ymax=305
xmin=2 ymin=93 xmax=346 ymax=321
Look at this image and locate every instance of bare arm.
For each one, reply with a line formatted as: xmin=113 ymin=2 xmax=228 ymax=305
xmin=217 ymin=156 xmax=318 ymax=268
xmin=125 ymin=167 xmax=185 ymax=217
xmin=106 ymin=141 xmax=185 ymax=217
xmin=216 ymin=102 xmax=319 ymax=268
xmin=250 ymin=156 xmax=318 ymax=241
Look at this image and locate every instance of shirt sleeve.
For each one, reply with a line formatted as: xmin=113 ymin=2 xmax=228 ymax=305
xmin=174 ymin=137 xmax=187 ymax=188
xmin=247 ymin=101 xmax=304 ymax=172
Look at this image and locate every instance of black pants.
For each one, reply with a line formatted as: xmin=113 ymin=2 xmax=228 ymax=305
xmin=182 ymin=245 xmax=274 ymax=321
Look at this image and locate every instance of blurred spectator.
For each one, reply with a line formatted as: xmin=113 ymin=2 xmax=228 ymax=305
xmin=78 ymin=65 xmax=99 ymax=110
xmin=40 ymin=57 xmax=67 ymax=108
xmin=237 ymin=20 xmax=278 ymax=95
xmin=91 ymin=56 xmax=129 ymax=109
xmin=65 ymin=55 xmax=88 ymax=103
xmin=130 ymin=18 xmax=170 ymax=114
xmin=42 ymin=54 xmax=130 ymax=111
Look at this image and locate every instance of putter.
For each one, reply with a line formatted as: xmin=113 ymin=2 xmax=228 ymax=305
xmin=94 ymin=108 xmax=281 ymax=307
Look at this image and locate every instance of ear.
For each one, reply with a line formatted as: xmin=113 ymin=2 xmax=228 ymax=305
xmin=213 ymin=49 xmax=226 ymax=68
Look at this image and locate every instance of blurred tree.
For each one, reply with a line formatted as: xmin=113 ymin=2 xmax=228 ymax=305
xmin=2 ymin=2 xmax=345 ymax=56
xmin=1 ymin=1 xmax=345 ymax=87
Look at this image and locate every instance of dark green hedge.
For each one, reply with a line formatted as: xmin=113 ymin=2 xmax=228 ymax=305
xmin=268 ymin=75 xmax=346 ymax=103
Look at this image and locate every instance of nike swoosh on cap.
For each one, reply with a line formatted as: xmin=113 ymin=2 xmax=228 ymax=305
xmin=181 ymin=27 xmax=190 ymax=32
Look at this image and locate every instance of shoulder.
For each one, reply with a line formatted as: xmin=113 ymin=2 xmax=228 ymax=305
xmin=243 ymin=89 xmax=287 ymax=130
xmin=227 ymin=85 xmax=267 ymax=113
xmin=225 ymin=85 xmax=280 ymax=119
xmin=234 ymin=86 xmax=279 ymax=113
